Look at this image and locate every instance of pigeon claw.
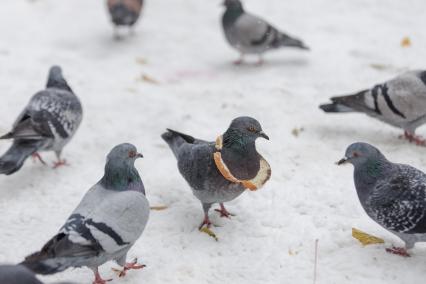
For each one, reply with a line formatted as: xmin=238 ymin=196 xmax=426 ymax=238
xmin=214 ymin=203 xmax=235 ymax=218
xmin=31 ymin=153 xmax=47 ymax=165
xmin=53 ymin=159 xmax=68 ymax=169
xmin=93 ymin=271 xmax=112 ymax=284
xmin=385 ymin=246 xmax=411 ymax=257
xmin=400 ymin=131 xmax=426 ymax=146
xmin=112 ymin=258 xmax=146 ymax=278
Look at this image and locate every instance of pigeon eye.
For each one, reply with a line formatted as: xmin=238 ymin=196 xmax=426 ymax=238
xmin=128 ymin=151 xmax=136 ymax=158
xmin=353 ymin=152 xmax=359 ymax=158
xmin=247 ymin=126 xmax=256 ymax=132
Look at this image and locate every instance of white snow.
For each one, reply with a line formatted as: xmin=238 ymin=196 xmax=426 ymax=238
xmin=1 ymin=0 xmax=426 ymax=283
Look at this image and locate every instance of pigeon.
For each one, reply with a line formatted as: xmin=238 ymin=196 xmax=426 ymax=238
xmin=338 ymin=142 xmax=426 ymax=257
xmin=21 ymin=143 xmax=150 ymax=284
xmin=320 ymin=71 xmax=426 ymax=146
xmin=0 ymin=265 xmax=43 ymax=284
xmin=0 ymin=65 xmax=83 ymax=175
xmin=162 ymin=116 xmax=271 ymax=232
xmin=107 ymin=0 xmax=143 ymax=35
xmin=222 ymin=0 xmax=308 ymax=64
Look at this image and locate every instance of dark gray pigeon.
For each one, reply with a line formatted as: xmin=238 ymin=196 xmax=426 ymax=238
xmin=320 ymin=71 xmax=426 ymax=145
xmin=338 ymin=142 xmax=426 ymax=257
xmin=0 ymin=66 xmax=83 ymax=175
xmin=162 ymin=116 xmax=271 ymax=231
xmin=0 ymin=265 xmax=43 ymax=284
xmin=222 ymin=0 xmax=308 ymax=64
xmin=21 ymin=143 xmax=149 ymax=284
xmin=0 ymin=264 xmax=76 ymax=284
xmin=107 ymin=0 xmax=143 ymax=35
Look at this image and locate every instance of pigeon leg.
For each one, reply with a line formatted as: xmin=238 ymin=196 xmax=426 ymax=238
xmin=233 ymin=54 xmax=245 ymax=65
xmin=92 ymin=269 xmax=112 ymax=284
xmin=198 ymin=212 xmax=212 ymax=230
xmin=385 ymin=246 xmax=411 ymax=257
xmin=112 ymin=258 xmax=146 ymax=278
xmin=53 ymin=151 xmax=67 ymax=169
xmin=401 ymin=131 xmax=426 ymax=146
xmin=214 ymin=203 xmax=235 ymax=218
xmin=31 ymin=153 xmax=47 ymax=165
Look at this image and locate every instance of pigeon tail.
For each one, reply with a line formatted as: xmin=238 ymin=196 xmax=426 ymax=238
xmin=319 ymin=102 xmax=355 ymax=113
xmin=273 ymin=32 xmax=309 ymax=50
xmin=0 ymin=140 xmax=44 ymax=175
xmin=161 ymin=129 xmax=194 ymax=159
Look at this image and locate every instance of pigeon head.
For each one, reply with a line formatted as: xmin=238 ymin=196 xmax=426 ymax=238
xmin=223 ymin=116 xmax=269 ymax=150
xmin=223 ymin=0 xmax=243 ymax=10
xmin=337 ymin=142 xmax=386 ymax=167
xmin=101 ymin=143 xmax=144 ymax=191
xmin=46 ymin=65 xmax=72 ymax=92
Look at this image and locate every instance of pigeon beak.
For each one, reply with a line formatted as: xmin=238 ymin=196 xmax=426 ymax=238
xmin=336 ymin=157 xmax=348 ymax=165
xmin=137 ymin=153 xmax=143 ymax=159
xmin=259 ymin=131 xmax=269 ymax=140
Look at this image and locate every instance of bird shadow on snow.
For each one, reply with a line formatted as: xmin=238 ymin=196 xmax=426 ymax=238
xmin=212 ymin=56 xmax=310 ymax=72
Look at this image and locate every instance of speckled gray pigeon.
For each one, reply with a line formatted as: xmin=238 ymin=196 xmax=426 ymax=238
xmin=22 ymin=143 xmax=149 ymax=284
xmin=107 ymin=0 xmax=143 ymax=33
xmin=320 ymin=71 xmax=426 ymax=145
xmin=222 ymin=0 xmax=308 ymax=64
xmin=338 ymin=142 xmax=426 ymax=257
xmin=0 ymin=66 xmax=83 ymax=175
xmin=162 ymin=116 xmax=270 ymax=230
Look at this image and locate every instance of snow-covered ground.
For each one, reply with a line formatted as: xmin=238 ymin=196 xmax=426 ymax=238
xmin=1 ymin=0 xmax=426 ymax=283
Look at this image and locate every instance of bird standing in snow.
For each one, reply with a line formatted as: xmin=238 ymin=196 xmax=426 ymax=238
xmin=107 ymin=0 xmax=144 ymax=37
xmin=22 ymin=143 xmax=149 ymax=284
xmin=0 ymin=66 xmax=82 ymax=175
xmin=320 ymin=71 xmax=426 ymax=146
xmin=162 ymin=117 xmax=271 ymax=235
xmin=222 ymin=0 xmax=308 ymax=65
xmin=338 ymin=142 xmax=426 ymax=257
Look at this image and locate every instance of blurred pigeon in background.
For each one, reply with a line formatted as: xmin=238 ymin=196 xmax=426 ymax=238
xmin=338 ymin=142 xmax=426 ymax=257
xmin=222 ymin=0 xmax=308 ymax=64
xmin=162 ymin=116 xmax=271 ymax=234
xmin=320 ymin=71 xmax=426 ymax=146
xmin=0 ymin=264 xmax=76 ymax=284
xmin=0 ymin=66 xmax=82 ymax=175
xmin=0 ymin=265 xmax=43 ymax=284
xmin=107 ymin=0 xmax=144 ymax=37
xmin=22 ymin=143 xmax=149 ymax=284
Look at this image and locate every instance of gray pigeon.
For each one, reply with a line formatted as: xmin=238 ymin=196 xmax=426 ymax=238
xmin=0 ymin=265 xmax=43 ymax=284
xmin=21 ymin=143 xmax=149 ymax=284
xmin=107 ymin=0 xmax=143 ymax=35
xmin=0 ymin=66 xmax=83 ymax=175
xmin=338 ymin=142 xmax=426 ymax=257
xmin=320 ymin=71 xmax=426 ymax=145
xmin=162 ymin=116 xmax=271 ymax=231
xmin=0 ymin=264 xmax=76 ymax=284
xmin=222 ymin=0 xmax=308 ymax=64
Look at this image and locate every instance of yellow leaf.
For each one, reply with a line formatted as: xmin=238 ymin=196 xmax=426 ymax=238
xmin=199 ymin=227 xmax=218 ymax=241
xmin=140 ymin=74 xmax=159 ymax=84
xmin=352 ymin=228 xmax=384 ymax=246
xmin=401 ymin=37 xmax=411 ymax=48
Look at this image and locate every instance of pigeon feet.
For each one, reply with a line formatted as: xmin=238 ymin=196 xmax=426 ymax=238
xmin=214 ymin=203 xmax=234 ymax=218
xmin=198 ymin=216 xmax=212 ymax=230
xmin=112 ymin=258 xmax=146 ymax=278
xmin=385 ymin=246 xmax=410 ymax=257
xmin=53 ymin=159 xmax=67 ymax=169
xmin=31 ymin=153 xmax=47 ymax=165
xmin=401 ymin=131 xmax=426 ymax=146
xmin=92 ymin=271 xmax=112 ymax=284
